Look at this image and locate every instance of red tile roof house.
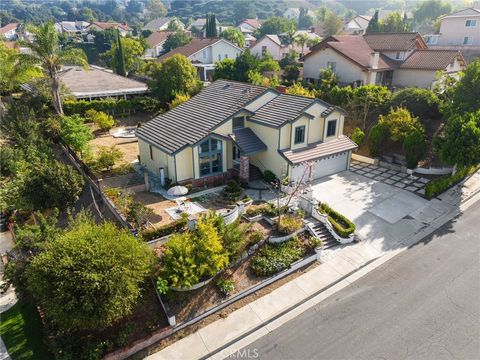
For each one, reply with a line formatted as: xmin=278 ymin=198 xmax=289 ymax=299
xmin=144 ymin=31 xmax=173 ymax=58
xmin=0 ymin=23 xmax=19 ymax=40
xmin=135 ymin=80 xmax=357 ymax=187
xmin=86 ymin=22 xmax=132 ymax=36
xmin=303 ymin=32 xmax=467 ymax=89
xmin=157 ymin=37 xmax=243 ymax=81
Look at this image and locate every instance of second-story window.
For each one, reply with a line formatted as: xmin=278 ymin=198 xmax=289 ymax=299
xmin=465 ymin=19 xmax=477 ymax=27
xmin=463 ymin=36 xmax=473 ymax=45
xmin=294 ymin=126 xmax=305 ymax=144
xmin=327 ymin=120 xmax=337 ymax=137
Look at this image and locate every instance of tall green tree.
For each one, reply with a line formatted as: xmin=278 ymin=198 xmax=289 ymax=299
xmin=148 ymin=54 xmax=202 ymax=104
xmin=366 ymin=10 xmax=380 ymax=34
xmin=257 ymin=17 xmax=296 ymax=37
xmin=220 ymin=28 xmax=245 ymax=48
xmin=323 ymin=12 xmax=343 ymax=37
xmin=162 ymin=32 xmax=191 ymax=53
xmin=413 ymin=0 xmax=451 ymax=26
xmin=449 ymin=59 xmax=480 ymax=115
xmin=146 ymin=0 xmax=167 ymax=21
xmin=441 ymin=110 xmax=480 ymax=167
xmin=380 ymin=12 xmax=409 ymax=33
xmin=206 ymin=13 xmax=218 ymax=37
xmin=18 ymin=22 xmax=88 ymax=115
xmin=298 ymin=8 xmax=313 ymax=30
xmin=27 ymin=214 xmax=155 ymax=330
xmin=115 ymin=29 xmax=126 ymax=76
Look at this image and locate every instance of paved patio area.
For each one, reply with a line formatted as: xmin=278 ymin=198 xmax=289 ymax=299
xmin=349 ymin=160 xmax=429 ymax=196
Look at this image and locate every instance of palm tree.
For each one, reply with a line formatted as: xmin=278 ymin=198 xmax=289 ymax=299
xmin=18 ymin=22 xmax=88 ymax=115
xmin=294 ymin=33 xmax=310 ymax=57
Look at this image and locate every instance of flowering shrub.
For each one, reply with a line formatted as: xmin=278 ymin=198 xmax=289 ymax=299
xmin=278 ymin=215 xmax=303 ymax=235
xmin=216 ymin=278 xmax=235 ymax=296
xmin=250 ymin=237 xmax=305 ymax=276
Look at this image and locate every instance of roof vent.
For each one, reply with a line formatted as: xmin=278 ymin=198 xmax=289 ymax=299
xmin=223 ymin=83 xmax=230 ymax=90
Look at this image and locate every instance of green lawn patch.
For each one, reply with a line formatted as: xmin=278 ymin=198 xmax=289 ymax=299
xmin=0 ymin=302 xmax=52 ymax=360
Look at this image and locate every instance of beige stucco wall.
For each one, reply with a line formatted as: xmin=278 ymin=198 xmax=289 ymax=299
xmin=246 ymin=121 xmax=287 ymax=178
xmin=438 ymin=16 xmax=480 ymax=46
xmin=392 ymin=69 xmax=437 ymax=89
xmin=175 ymin=147 xmax=194 ymax=182
xmin=303 ymin=47 xmax=368 ymax=84
xmin=279 ymin=124 xmax=291 ymax=150
xmin=138 ymin=139 xmax=171 ymax=177
xmin=250 ymin=37 xmax=283 ymax=60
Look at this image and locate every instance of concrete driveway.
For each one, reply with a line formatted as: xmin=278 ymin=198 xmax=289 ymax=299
xmin=311 ymin=171 xmax=454 ymax=255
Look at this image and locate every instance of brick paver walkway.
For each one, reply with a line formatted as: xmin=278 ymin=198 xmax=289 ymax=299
xmin=350 ymin=160 xmax=429 ymax=196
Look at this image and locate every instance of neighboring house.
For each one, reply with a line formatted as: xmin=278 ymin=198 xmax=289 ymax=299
xmin=142 ymin=17 xmax=184 ymax=32
xmin=87 ymin=22 xmax=132 ymax=36
xmin=0 ymin=23 xmax=19 ymax=40
xmin=144 ymin=31 xmax=173 ymax=58
xmin=302 ymin=32 xmax=465 ymax=88
xmin=188 ymin=18 xmax=226 ymax=37
xmin=157 ymin=37 xmax=242 ymax=81
xmin=250 ymin=34 xmax=287 ymax=60
xmin=237 ymin=18 xmax=263 ymax=35
xmin=244 ymin=34 xmax=257 ymax=48
xmin=58 ymin=66 xmax=148 ymax=100
xmin=54 ymin=21 xmax=89 ymax=35
xmin=344 ymin=15 xmax=372 ymax=35
xmin=135 ymin=80 xmax=356 ymax=187
xmin=424 ymin=8 xmax=480 ymax=46
xmin=283 ymin=8 xmax=315 ymax=20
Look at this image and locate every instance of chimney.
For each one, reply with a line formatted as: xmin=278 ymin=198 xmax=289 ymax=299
xmin=276 ymin=85 xmax=287 ymax=93
xmin=369 ymin=52 xmax=379 ymax=69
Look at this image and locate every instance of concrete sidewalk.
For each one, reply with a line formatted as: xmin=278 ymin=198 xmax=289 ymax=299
xmin=145 ymin=171 xmax=480 ymax=360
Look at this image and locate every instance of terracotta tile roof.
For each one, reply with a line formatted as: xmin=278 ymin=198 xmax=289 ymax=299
xmin=0 ymin=23 xmax=18 ymax=34
xmin=400 ymin=50 xmax=464 ymax=70
xmin=88 ymin=22 xmax=131 ymax=31
xmin=280 ymin=136 xmax=358 ymax=164
xmin=146 ymin=31 xmax=173 ymax=48
xmin=157 ymin=37 xmax=219 ymax=61
xmin=364 ymin=32 xmax=427 ymax=51
xmin=241 ymin=19 xmax=263 ymax=29
xmin=306 ymin=35 xmax=399 ymax=70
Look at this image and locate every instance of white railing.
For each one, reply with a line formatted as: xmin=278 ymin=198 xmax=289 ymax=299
xmin=312 ymin=208 xmax=355 ymax=244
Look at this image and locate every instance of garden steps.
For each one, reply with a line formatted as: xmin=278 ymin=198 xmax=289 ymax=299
xmin=305 ymin=218 xmax=338 ymax=250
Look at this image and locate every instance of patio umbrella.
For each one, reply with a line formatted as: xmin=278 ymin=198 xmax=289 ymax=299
xmin=167 ymin=185 xmax=188 ymax=196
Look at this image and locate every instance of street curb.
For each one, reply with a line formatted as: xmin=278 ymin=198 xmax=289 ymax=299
xmin=203 ymin=190 xmax=480 ymax=360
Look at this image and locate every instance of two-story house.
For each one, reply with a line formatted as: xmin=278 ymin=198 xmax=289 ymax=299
xmin=344 ymin=15 xmax=372 ymax=35
xmin=0 ymin=23 xmax=19 ymax=40
xmin=157 ymin=38 xmax=242 ymax=81
xmin=135 ymin=80 xmax=356 ymax=188
xmin=303 ymin=32 xmax=466 ymax=89
xmin=425 ymin=8 xmax=480 ymax=46
xmin=144 ymin=31 xmax=173 ymax=58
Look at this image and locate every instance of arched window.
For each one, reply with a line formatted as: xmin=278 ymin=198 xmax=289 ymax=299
xmin=199 ymin=138 xmax=223 ymax=176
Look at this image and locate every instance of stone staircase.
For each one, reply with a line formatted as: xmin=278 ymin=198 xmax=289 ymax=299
xmin=305 ymin=218 xmax=338 ymax=250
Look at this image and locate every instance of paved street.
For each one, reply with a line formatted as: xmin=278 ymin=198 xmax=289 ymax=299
xmin=237 ymin=201 xmax=480 ymax=360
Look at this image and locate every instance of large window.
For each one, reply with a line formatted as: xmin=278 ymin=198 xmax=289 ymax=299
xmin=294 ymin=126 xmax=305 ymax=144
xmin=199 ymin=138 xmax=223 ymax=176
xmin=327 ymin=120 xmax=337 ymax=137
xmin=463 ymin=36 xmax=473 ymax=45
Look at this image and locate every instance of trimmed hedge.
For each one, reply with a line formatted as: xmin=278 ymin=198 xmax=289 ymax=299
xmin=63 ymin=97 xmax=162 ymax=116
xmin=140 ymin=217 xmax=188 ymax=241
xmin=425 ymin=166 xmax=478 ymax=199
xmin=318 ymin=203 xmax=356 ymax=238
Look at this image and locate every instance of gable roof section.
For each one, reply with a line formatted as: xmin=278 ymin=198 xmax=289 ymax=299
xmin=143 ymin=18 xmax=171 ymax=30
xmin=364 ymin=32 xmax=427 ymax=51
xmin=88 ymin=22 xmax=131 ymax=31
xmin=304 ymin=35 xmax=399 ymax=70
xmin=136 ymin=81 xmax=267 ymax=154
xmin=249 ymin=94 xmax=315 ymax=127
xmin=0 ymin=23 xmax=18 ymax=34
xmin=240 ymin=19 xmax=263 ymax=29
xmin=400 ymin=50 xmax=465 ymax=70
xmin=157 ymin=38 xmax=239 ymax=62
xmin=147 ymin=31 xmax=173 ymax=47
xmin=441 ymin=8 xmax=480 ymax=18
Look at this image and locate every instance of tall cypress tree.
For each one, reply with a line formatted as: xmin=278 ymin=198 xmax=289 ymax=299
xmin=115 ymin=29 xmax=126 ymax=76
xmin=211 ymin=14 xmax=217 ymax=37
xmin=366 ymin=10 xmax=379 ymax=34
xmin=205 ymin=13 xmax=209 ymax=37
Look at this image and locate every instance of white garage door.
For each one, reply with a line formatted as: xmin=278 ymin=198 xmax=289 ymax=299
xmin=292 ymin=151 xmax=349 ymax=181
